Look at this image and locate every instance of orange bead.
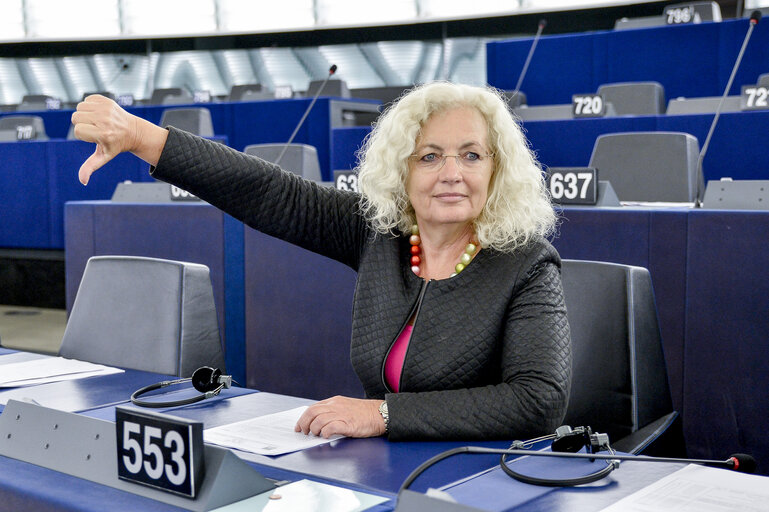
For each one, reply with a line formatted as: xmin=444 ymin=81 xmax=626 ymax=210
xmin=410 ymin=245 xmax=421 ymax=255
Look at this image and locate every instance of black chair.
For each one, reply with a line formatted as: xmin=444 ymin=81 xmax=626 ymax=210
xmin=59 ymin=256 xmax=225 ymax=377
xmin=159 ymin=107 xmax=214 ymax=137
xmin=560 ymin=259 xmax=684 ymax=456
xmin=588 ymin=131 xmax=701 ymax=203
xmin=0 ymin=115 xmax=49 ymax=140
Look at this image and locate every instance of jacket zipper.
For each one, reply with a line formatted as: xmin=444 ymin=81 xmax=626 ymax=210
xmin=381 ymin=279 xmax=430 ymax=393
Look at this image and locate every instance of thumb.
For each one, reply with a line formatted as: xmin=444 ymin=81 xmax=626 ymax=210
xmin=78 ymin=146 xmax=113 ymax=185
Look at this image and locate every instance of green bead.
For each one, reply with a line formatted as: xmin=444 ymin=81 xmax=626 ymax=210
xmin=411 ymin=224 xmax=419 ymax=235
xmin=465 ymin=243 xmax=477 ymax=255
xmin=455 ymin=262 xmax=465 ymax=273
xmin=460 ymin=252 xmax=472 ymax=265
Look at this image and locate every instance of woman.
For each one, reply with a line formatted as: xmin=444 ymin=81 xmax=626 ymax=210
xmin=72 ymin=82 xmax=571 ymax=441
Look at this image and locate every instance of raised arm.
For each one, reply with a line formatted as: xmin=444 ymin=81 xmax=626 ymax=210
xmin=71 ymin=95 xmax=168 ymax=185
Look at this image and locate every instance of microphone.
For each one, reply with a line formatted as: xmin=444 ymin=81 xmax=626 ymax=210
xmin=274 ymin=64 xmax=338 ymax=167
xmin=511 ymin=19 xmax=546 ymax=103
xmin=695 ymin=10 xmax=761 ymax=206
xmin=398 ymin=446 xmax=757 ymax=493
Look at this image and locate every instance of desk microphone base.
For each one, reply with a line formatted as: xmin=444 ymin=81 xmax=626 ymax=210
xmin=0 ymin=399 xmax=274 ymax=511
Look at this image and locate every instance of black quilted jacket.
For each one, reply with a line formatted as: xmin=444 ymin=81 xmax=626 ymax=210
xmin=152 ymin=128 xmax=572 ymax=441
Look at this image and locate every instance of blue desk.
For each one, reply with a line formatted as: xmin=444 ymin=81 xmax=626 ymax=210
xmin=0 ymin=98 xmax=378 ymax=250
xmin=521 ymin=110 xmax=769 ymax=183
xmin=64 ymin=203 xmax=769 ymax=475
xmin=487 ymin=18 xmax=769 ymax=105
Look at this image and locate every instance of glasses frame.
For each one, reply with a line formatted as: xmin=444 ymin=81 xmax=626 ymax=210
xmin=409 ymin=151 xmax=494 ymax=172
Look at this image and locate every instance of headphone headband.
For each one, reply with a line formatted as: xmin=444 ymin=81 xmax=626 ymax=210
xmin=130 ymin=366 xmax=231 ymax=408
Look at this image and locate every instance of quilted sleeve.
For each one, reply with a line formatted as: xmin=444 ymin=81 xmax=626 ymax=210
xmin=385 ymin=256 xmax=572 ymax=441
xmin=150 ymin=128 xmax=366 ymax=269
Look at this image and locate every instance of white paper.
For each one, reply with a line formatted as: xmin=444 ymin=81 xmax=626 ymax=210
xmin=204 ymin=406 xmax=344 ymax=456
xmin=599 ymin=464 xmax=769 ymax=512
xmin=0 ymin=356 xmax=123 ymax=388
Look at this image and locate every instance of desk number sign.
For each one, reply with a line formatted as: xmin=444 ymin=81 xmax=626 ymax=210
xmin=741 ymin=85 xmax=769 ymax=111
xmin=116 ymin=407 xmax=205 ymax=498
xmin=169 ymin=185 xmax=201 ymax=202
xmin=547 ymin=167 xmax=598 ymax=205
xmin=572 ymin=94 xmax=606 ymax=118
xmin=334 ymin=170 xmax=359 ymax=192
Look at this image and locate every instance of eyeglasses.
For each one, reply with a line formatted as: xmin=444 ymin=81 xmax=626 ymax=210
xmin=409 ymin=151 xmax=493 ymax=173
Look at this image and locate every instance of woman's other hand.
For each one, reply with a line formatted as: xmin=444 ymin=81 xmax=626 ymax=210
xmin=71 ymin=95 xmax=168 ymax=185
xmin=294 ymin=396 xmax=386 ymax=438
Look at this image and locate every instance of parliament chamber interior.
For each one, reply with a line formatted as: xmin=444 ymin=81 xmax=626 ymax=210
xmin=1 ymin=0 xmax=769 ymax=510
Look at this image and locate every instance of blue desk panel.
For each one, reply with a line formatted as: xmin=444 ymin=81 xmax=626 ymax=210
xmin=684 ymin=210 xmax=769 ymax=474
xmin=244 ymin=230 xmax=361 ymax=401
xmin=552 ymin=207 xmax=689 ymax=414
xmin=488 ymin=18 xmax=769 ymax=105
xmin=0 ymin=140 xmax=148 ymax=249
xmin=0 ymin=140 xmax=51 ymax=248
xmin=522 ymin=116 xmax=658 ymax=169
xmin=331 ymin=126 xmax=371 ymax=171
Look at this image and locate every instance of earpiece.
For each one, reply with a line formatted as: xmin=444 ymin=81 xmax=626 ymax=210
xmin=130 ymin=366 xmax=232 ymax=408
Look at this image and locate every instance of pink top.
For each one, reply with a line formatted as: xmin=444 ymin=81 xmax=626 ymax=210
xmin=384 ymin=324 xmax=413 ymax=393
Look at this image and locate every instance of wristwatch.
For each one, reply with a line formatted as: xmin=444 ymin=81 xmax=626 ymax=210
xmin=378 ymin=400 xmax=389 ymax=433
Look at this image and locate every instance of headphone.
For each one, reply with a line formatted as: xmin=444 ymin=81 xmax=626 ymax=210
xmin=130 ymin=366 xmax=232 ymax=408
xmin=500 ymin=425 xmax=618 ymax=486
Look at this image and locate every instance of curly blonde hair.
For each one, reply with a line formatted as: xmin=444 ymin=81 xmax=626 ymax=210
xmin=357 ymin=81 xmax=556 ymax=252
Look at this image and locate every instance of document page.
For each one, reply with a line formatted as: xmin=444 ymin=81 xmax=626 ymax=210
xmin=204 ymin=406 xmax=344 ymax=456
xmin=0 ymin=356 xmax=123 ymax=388
xmin=599 ymin=464 xmax=769 ymax=512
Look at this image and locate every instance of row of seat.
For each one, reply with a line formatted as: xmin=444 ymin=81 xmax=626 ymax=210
xmin=1 ymin=81 xmax=410 ymax=112
xmin=513 ymin=77 xmax=769 ymax=120
xmin=60 ymin=254 xmax=679 ymax=455
xmin=0 ymin=107 xmax=713 ymax=205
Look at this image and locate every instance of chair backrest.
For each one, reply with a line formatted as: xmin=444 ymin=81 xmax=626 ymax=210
xmin=597 ymin=82 xmax=665 ymax=115
xmin=560 ymin=260 xmax=673 ymax=444
xmin=159 ymin=107 xmax=214 ymax=137
xmin=588 ymin=131 xmax=701 ymax=202
xmin=16 ymin=94 xmax=58 ymax=112
xmin=305 ymin=78 xmax=350 ymax=98
xmin=150 ymin=87 xmax=192 ymax=105
xmin=59 ymin=256 xmax=225 ymax=377
xmin=0 ymin=115 xmax=48 ymax=140
xmin=244 ymin=143 xmax=322 ymax=181
xmin=229 ymin=83 xmax=263 ymax=101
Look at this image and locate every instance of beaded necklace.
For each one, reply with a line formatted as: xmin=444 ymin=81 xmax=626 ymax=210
xmin=408 ymin=224 xmax=478 ymax=278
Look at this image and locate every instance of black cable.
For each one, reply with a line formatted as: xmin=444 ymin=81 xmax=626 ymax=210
xmin=499 ymin=450 xmax=616 ymax=486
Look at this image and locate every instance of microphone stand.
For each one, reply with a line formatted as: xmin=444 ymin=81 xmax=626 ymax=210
xmin=695 ymin=12 xmax=761 ymax=206
xmin=274 ymin=64 xmax=338 ymax=167
xmin=511 ymin=20 xmax=546 ymax=102
xmin=398 ymin=445 xmax=754 ymax=494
